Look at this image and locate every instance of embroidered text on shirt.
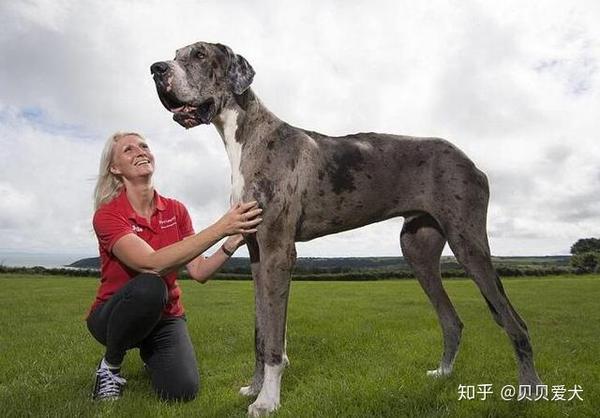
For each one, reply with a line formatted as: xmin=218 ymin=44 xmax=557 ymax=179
xmin=160 ymin=215 xmax=177 ymax=229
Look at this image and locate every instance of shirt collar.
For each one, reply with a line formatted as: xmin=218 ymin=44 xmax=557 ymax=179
xmin=154 ymin=191 xmax=166 ymax=212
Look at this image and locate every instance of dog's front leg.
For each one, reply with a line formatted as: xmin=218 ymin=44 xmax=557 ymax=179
xmin=240 ymin=236 xmax=266 ymax=397
xmin=247 ymin=238 xmax=296 ymax=417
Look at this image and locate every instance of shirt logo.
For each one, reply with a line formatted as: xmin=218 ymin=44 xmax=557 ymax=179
xmin=132 ymin=224 xmax=143 ymax=233
xmin=160 ymin=215 xmax=177 ymax=229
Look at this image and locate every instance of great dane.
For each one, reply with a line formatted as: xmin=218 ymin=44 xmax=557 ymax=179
xmin=151 ymin=41 xmax=542 ymax=416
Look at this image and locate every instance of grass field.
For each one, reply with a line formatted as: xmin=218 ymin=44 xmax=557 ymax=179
xmin=0 ymin=274 xmax=598 ymax=417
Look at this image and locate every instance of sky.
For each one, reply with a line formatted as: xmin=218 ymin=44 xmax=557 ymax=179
xmin=0 ymin=0 xmax=599 ymax=258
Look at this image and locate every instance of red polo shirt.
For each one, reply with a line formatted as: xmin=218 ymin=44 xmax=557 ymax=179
xmin=89 ymin=188 xmax=195 ymax=318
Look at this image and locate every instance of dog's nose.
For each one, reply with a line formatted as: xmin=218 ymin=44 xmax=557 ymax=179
xmin=150 ymin=62 xmax=169 ymax=75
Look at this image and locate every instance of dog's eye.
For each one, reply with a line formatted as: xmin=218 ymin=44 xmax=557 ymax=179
xmin=195 ymin=50 xmax=206 ymax=60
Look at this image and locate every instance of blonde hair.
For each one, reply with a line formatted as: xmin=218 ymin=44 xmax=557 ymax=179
xmin=93 ymin=131 xmax=145 ymax=210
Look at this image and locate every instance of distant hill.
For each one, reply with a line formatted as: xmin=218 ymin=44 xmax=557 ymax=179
xmin=66 ymin=256 xmax=416 ymax=271
xmin=68 ymin=257 xmax=102 ymax=269
xmin=67 ymin=255 xmax=572 ymax=278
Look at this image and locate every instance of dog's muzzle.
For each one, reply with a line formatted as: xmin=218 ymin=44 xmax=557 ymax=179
xmin=151 ymin=62 xmax=216 ymax=128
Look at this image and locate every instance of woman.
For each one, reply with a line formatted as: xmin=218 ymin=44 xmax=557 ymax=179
xmin=87 ymin=131 xmax=262 ymax=402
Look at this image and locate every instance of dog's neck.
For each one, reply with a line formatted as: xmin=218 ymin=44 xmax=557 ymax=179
xmin=213 ymin=104 xmax=244 ymax=204
xmin=213 ymin=89 xmax=281 ymax=146
xmin=212 ymin=89 xmax=280 ymax=203
xmin=213 ymin=89 xmax=283 ymax=203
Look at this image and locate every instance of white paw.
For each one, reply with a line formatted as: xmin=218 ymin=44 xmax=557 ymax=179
xmin=282 ymin=354 xmax=290 ymax=367
xmin=427 ymin=367 xmax=452 ymax=378
xmin=247 ymin=364 xmax=283 ymax=416
xmin=248 ymin=399 xmax=279 ymax=417
xmin=239 ymin=385 xmax=260 ymax=397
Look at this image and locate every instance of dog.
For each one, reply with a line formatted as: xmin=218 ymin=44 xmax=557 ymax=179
xmin=151 ymin=41 xmax=542 ymax=416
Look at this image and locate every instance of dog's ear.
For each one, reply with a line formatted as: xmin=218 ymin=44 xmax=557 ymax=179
xmin=229 ymin=54 xmax=255 ymax=95
xmin=215 ymin=43 xmax=255 ymax=95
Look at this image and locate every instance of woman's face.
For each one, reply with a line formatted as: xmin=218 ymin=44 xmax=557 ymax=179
xmin=110 ymin=134 xmax=155 ymax=181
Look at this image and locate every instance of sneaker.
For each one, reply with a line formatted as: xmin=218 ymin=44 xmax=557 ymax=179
xmin=92 ymin=361 xmax=126 ymax=401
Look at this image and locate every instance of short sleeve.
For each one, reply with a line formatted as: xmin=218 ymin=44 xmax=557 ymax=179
xmin=93 ymin=209 xmax=134 ymax=253
xmin=174 ymin=201 xmax=195 ymax=238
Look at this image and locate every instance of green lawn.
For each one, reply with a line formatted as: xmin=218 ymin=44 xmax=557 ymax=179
xmin=0 ymin=274 xmax=597 ymax=417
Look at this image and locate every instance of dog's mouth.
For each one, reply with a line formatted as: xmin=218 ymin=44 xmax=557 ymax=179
xmin=155 ymin=88 xmax=216 ymax=129
xmin=172 ymin=98 xmax=216 ymax=129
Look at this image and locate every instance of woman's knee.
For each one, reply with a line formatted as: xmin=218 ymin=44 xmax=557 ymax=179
xmin=127 ymin=273 xmax=168 ymax=310
xmin=155 ymin=372 xmax=199 ymax=402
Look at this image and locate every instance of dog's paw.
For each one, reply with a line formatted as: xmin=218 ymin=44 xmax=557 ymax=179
xmin=248 ymin=399 xmax=279 ymax=417
xmin=240 ymin=385 xmax=261 ymax=397
xmin=426 ymin=366 xmax=452 ymax=378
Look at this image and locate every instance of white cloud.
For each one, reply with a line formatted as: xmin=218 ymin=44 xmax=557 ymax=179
xmin=0 ymin=181 xmax=37 ymax=228
xmin=0 ymin=0 xmax=599 ymax=257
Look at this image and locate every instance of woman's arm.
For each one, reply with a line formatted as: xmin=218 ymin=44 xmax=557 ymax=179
xmin=111 ymin=202 xmax=261 ymax=276
xmin=185 ymin=234 xmax=245 ymax=283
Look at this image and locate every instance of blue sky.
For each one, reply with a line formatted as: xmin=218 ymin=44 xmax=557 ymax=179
xmin=0 ymin=0 xmax=599 ymax=257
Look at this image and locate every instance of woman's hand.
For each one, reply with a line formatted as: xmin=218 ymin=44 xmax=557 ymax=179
xmin=215 ymin=201 xmax=263 ymax=237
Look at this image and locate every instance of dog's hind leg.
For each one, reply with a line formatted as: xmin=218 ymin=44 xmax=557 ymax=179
xmin=401 ymin=214 xmax=463 ymax=378
xmin=443 ymin=219 xmax=542 ymax=387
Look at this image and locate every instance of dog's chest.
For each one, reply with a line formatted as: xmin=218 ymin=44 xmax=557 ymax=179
xmin=218 ymin=109 xmax=245 ymax=204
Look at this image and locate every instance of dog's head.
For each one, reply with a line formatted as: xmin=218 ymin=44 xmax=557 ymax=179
xmin=150 ymin=42 xmax=255 ymax=129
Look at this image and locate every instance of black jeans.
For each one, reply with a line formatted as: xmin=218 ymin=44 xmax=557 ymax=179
xmin=87 ymin=273 xmax=199 ymax=401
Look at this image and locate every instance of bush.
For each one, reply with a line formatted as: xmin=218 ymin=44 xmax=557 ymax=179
xmin=570 ymin=251 xmax=600 ymax=273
